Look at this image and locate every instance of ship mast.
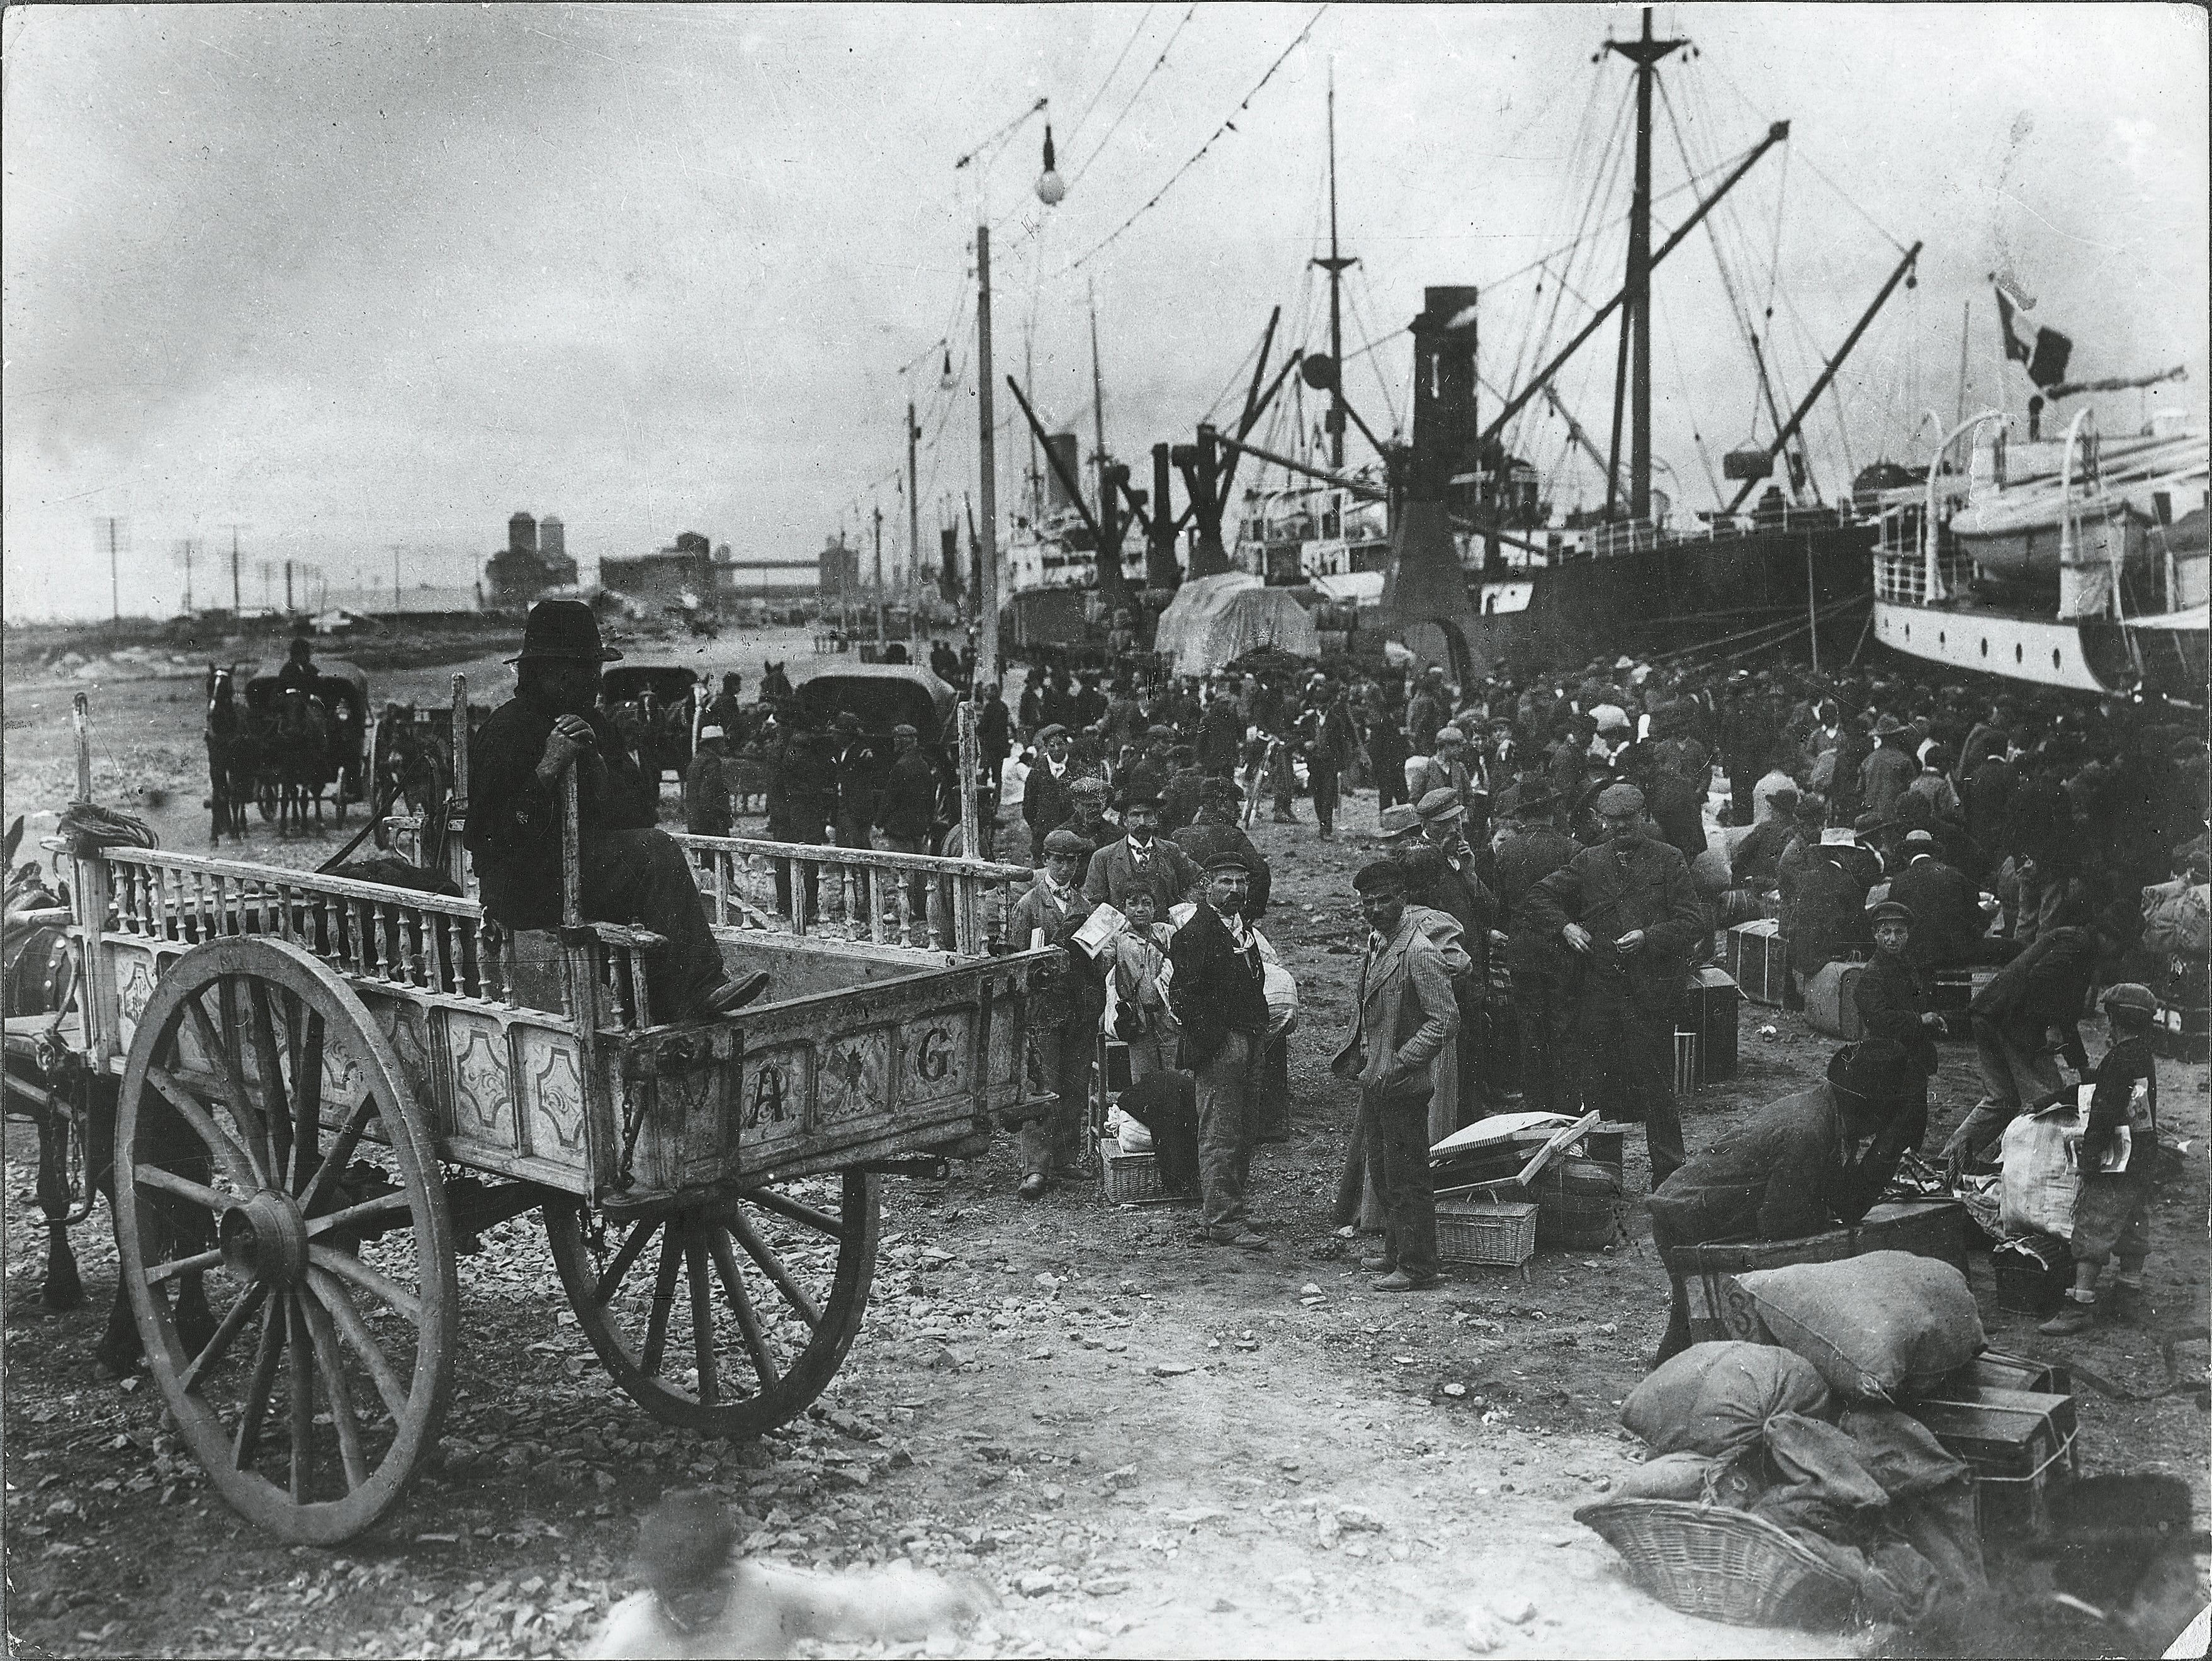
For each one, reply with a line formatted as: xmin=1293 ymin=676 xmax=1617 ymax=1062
xmin=1311 ymin=63 xmax=1358 ymax=473
xmin=1606 ymin=6 xmax=1686 ymax=523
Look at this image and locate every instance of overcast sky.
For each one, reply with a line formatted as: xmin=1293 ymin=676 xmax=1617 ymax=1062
xmin=5 ymin=2 xmax=2204 ymax=621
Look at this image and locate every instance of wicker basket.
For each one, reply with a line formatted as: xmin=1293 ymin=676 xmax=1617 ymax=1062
xmin=1098 ymin=1137 xmax=1163 ymax=1204
xmin=1434 ymin=1200 xmax=1537 ymax=1268
xmin=1572 ymin=1499 xmax=1860 ymax=1628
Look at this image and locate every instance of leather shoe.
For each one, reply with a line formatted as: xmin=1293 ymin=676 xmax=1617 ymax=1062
xmin=1017 ymin=1174 xmax=1049 ymax=1202
xmin=1207 ymin=1229 xmax=1270 ymax=1251
xmin=1358 ymin=1253 xmax=1396 ymax=1273
xmin=1375 ymin=1269 xmax=1440 ymax=1292
xmin=706 ymin=971 xmax=773 ymax=1015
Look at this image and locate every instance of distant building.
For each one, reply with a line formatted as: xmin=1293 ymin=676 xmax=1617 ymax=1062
xmin=818 ymin=535 xmax=861 ymax=602
xmin=713 ymin=541 xmax=820 ymax=603
xmin=485 ymin=509 xmax=579 ymax=607
xmin=601 ymin=530 xmax=714 ymax=613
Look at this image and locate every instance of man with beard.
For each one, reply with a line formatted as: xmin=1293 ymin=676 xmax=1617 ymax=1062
xmin=1522 ymin=782 xmax=1704 ymax=1187
xmin=1169 ymin=850 xmax=1274 ymax=1249
xmin=467 ymin=602 xmax=765 ymax=1022
xmin=1084 ymin=791 xmax=1201 ymax=916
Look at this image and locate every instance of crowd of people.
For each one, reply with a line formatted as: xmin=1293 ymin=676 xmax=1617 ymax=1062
xmin=522 ymin=605 xmax=2204 ymax=1319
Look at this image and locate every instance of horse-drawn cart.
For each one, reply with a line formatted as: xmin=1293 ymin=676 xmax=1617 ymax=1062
xmin=18 ymin=682 xmax=1052 ymax=1544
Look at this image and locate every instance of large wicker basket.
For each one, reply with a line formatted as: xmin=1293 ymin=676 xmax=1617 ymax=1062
xmin=1572 ymin=1499 xmax=1860 ymax=1628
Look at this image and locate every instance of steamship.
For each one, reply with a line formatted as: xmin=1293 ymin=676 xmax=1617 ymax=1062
xmin=1870 ymin=408 xmax=2208 ymax=697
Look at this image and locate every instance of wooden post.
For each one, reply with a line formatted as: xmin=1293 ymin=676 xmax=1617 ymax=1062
xmin=448 ymin=673 xmax=471 ymax=892
xmin=957 ymin=700 xmax=983 ymax=955
xmin=72 ymin=692 xmax=92 ymax=802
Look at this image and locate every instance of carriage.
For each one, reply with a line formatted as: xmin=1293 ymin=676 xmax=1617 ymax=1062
xmin=222 ymin=660 xmax=373 ymax=834
xmin=10 ymin=680 xmax=1051 ymax=1544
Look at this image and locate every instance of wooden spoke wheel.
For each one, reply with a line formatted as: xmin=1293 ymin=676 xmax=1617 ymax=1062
xmin=115 ymin=937 xmax=455 ymax=1544
xmin=544 ymin=1173 xmax=879 ymax=1438
xmin=256 ymin=779 xmax=279 ymax=822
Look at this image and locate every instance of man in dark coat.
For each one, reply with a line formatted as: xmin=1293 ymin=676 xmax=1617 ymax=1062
xmin=1197 ymin=694 xmax=1243 ymax=779
xmin=1493 ymin=782 xmax=1579 ymax=1115
xmin=1083 ymin=791 xmax=1201 ymax=916
xmin=1850 ymin=899 xmax=1944 ymax=1144
xmin=1941 ymin=922 xmax=2096 ymax=1173
xmin=1395 ymin=787 xmax=1498 ymax=1133
xmin=465 ymin=601 xmax=757 ymax=1022
xmin=1522 ymin=782 xmax=1705 ymax=1186
xmin=1367 ymin=697 xmax=1411 ymax=813
xmin=682 ymin=725 xmax=735 ymax=838
xmin=828 ymin=712 xmax=877 ymax=851
xmin=765 ymin=718 xmax=832 ymax=923
xmin=1720 ymin=679 xmax=1778 ymax=826
xmin=1407 ymin=667 xmax=1449 ymax=758
xmin=1649 ymin=1039 xmax=1921 ymax=1361
xmin=1022 ymin=725 xmax=1079 ymax=862
xmin=1171 ymin=782 xmax=1271 ymax=915
xmin=1010 ymin=828 xmax=1105 ymax=1201
xmin=1887 ymin=829 xmax=2000 ymax=967
xmin=1731 ymin=789 xmax=1804 ymax=889
xmin=1168 ymin=850 xmax=1274 ymax=1249
xmin=2001 ymin=750 xmax=2080 ymax=943
xmin=1859 ymin=715 xmax=1919 ymax=821
xmin=1620 ymin=743 xmax=1708 ymax=861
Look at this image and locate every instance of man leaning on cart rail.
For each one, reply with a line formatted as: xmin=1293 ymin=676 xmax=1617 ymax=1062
xmin=464 ymin=600 xmax=766 ymax=1022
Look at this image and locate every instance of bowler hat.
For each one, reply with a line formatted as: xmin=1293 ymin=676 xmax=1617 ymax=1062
xmin=509 ymin=599 xmax=622 ymax=664
xmin=1119 ymin=790 xmax=1162 ymax=813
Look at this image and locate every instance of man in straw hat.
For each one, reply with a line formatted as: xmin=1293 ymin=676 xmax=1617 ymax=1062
xmin=468 ymin=601 xmax=765 ymax=1020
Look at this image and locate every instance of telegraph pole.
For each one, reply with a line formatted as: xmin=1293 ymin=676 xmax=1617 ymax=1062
xmin=907 ymin=399 xmax=921 ymax=614
xmin=974 ymin=223 xmax=999 ymax=689
xmin=285 ymin=559 xmax=295 ymax=614
xmin=94 ymin=517 xmax=125 ymax=624
xmin=872 ymin=503 xmax=886 ymax=646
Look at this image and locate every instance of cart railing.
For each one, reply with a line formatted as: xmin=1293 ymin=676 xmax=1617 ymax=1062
xmin=96 ymin=846 xmax=663 ymax=1029
xmin=672 ymin=833 xmax=1032 ymax=958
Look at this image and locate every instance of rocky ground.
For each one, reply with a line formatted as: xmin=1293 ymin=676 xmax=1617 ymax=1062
xmin=3 ymin=642 xmax=2206 ymax=1658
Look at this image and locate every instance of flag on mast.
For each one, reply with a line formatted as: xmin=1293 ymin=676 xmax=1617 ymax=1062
xmin=1993 ymin=280 xmax=2074 ymax=391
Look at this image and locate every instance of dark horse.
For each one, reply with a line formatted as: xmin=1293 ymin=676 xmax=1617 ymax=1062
xmin=205 ymin=665 xmax=254 ymax=845
xmin=760 ymin=660 xmax=794 ymax=704
xmin=1 ymin=819 xmax=215 ymax=1373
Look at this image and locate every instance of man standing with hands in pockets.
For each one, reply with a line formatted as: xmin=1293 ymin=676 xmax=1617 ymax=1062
xmin=1332 ymin=860 xmax=1459 ymax=1290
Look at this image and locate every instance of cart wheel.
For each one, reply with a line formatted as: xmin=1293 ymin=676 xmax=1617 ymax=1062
xmin=544 ymin=1173 xmax=879 ymax=1438
xmin=256 ymin=781 xmax=277 ymax=823
xmin=115 ymin=937 xmax=456 ymax=1544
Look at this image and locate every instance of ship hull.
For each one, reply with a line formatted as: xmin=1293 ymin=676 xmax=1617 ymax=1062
xmin=1872 ymin=597 xmax=2209 ymax=699
xmin=1459 ymin=521 xmax=1875 ymax=676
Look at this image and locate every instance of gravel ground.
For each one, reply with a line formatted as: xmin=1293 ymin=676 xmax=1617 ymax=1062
xmin=3 ymin=638 xmax=2205 ymax=1658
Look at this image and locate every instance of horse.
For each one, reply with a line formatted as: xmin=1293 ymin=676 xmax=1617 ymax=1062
xmin=1 ymin=818 xmax=215 ymax=1372
xmin=760 ymin=660 xmax=794 ymax=704
xmin=205 ymin=666 xmax=254 ymax=845
xmin=265 ymin=687 xmax=332 ymax=836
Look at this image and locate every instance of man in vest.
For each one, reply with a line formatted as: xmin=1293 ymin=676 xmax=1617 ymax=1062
xmin=1011 ymin=827 xmax=1105 ymax=1201
xmin=1168 ymin=850 xmax=1274 ymax=1249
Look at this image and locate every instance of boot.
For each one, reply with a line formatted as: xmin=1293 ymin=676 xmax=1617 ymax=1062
xmin=2102 ymin=1281 xmax=2147 ymax=1323
xmin=2038 ymin=1289 xmax=2097 ymax=1336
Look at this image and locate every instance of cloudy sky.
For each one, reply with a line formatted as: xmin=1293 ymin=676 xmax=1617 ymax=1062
xmin=5 ymin=2 xmax=2204 ymax=620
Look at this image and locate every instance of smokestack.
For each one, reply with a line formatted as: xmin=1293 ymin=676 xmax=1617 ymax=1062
xmin=509 ymin=512 xmax=538 ymax=560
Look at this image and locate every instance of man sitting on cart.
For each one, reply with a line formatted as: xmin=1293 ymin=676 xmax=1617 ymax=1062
xmin=466 ymin=600 xmax=765 ymax=1022
xmin=274 ymin=634 xmax=319 ymax=696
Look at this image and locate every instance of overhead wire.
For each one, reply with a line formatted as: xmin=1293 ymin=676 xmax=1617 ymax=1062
xmin=1061 ymin=3 xmax=1157 ymax=152
xmin=1058 ymin=4 xmax=1330 ymax=277
xmin=1069 ymin=5 xmax=1197 ymax=191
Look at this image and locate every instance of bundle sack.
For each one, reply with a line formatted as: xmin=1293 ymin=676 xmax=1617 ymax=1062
xmin=1622 ymin=1340 xmax=1832 ymax=1459
xmin=1999 ymin=1101 xmax=2084 ymax=1240
xmin=1610 ymin=1451 xmax=1719 ymax=1502
xmin=1728 ymin=1252 xmax=1984 ymax=1401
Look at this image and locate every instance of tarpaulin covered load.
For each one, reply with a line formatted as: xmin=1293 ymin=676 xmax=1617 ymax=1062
xmin=1150 ymin=572 xmax=1319 ymax=678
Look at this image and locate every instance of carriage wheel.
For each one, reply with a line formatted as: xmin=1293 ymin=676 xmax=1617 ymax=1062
xmin=543 ymin=1173 xmax=878 ymax=1437
xmin=256 ymin=780 xmax=278 ymax=823
xmin=115 ymin=938 xmax=456 ymax=1544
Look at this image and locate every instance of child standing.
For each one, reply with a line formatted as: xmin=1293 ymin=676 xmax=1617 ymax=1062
xmin=2041 ymin=982 xmax=2162 ymax=1335
xmin=1109 ymin=887 xmax=1178 ymax=1084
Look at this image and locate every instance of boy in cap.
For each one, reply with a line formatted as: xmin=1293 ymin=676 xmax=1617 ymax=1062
xmin=1011 ymin=827 xmax=1105 ymax=1200
xmin=1331 ymin=860 xmax=1459 ymax=1289
xmin=683 ymin=724 xmax=734 ymax=838
xmin=1521 ymin=781 xmax=1705 ymax=1186
xmin=1168 ymin=848 xmax=1273 ymax=1248
xmin=2041 ymin=984 xmax=2163 ymax=1334
xmin=1851 ymin=899 xmax=1944 ymax=1143
xmin=467 ymin=601 xmax=765 ymax=1020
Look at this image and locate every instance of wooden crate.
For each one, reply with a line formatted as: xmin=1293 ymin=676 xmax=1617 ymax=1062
xmin=1436 ymin=1200 xmax=1538 ymax=1270
xmin=1726 ymin=920 xmax=1790 ymax=1006
xmin=1679 ymin=966 xmax=1741 ymax=1083
xmin=1943 ymin=1349 xmax=2072 ymax=1398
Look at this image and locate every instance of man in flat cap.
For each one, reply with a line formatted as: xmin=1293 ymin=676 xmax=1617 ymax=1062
xmin=467 ymin=600 xmax=764 ymax=1021
xmin=1011 ymin=826 xmax=1105 ymax=1200
xmin=1395 ymin=785 xmax=1498 ymax=1134
xmin=1851 ymin=899 xmax=1944 ymax=1144
xmin=1085 ymin=789 xmax=1201 ymax=918
xmin=1168 ymin=848 xmax=1274 ymax=1248
xmin=1331 ymin=860 xmax=1458 ymax=1290
xmin=1521 ymin=780 xmax=1705 ymax=1186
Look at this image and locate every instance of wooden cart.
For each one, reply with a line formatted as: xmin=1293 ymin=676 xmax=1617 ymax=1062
xmin=43 ymin=684 xmax=1052 ymax=1543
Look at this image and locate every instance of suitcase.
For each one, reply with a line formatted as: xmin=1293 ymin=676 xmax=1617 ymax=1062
xmin=1804 ymin=959 xmax=1866 ymax=1041
xmin=1906 ymin=1387 xmax=2079 ymax=1538
xmin=1679 ymin=966 xmax=1741 ymax=1083
xmin=1853 ymin=1199 xmax=1969 ymax=1273
xmin=1725 ymin=920 xmax=1790 ymax=1006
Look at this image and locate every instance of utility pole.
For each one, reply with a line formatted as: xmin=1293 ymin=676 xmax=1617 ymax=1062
xmin=1089 ymin=281 xmax=1112 ymax=590
xmin=974 ymin=223 xmax=999 ymax=690
xmin=224 ymin=525 xmax=244 ymax=617
xmin=285 ymin=559 xmax=295 ymax=614
xmin=175 ymin=538 xmax=195 ymax=616
xmin=95 ymin=518 xmax=124 ymax=626
xmin=872 ymin=503 xmax=886 ymax=646
xmin=1311 ymin=62 xmax=1358 ymax=471
xmin=391 ymin=545 xmax=402 ymax=616
xmin=1608 ymin=6 xmax=1686 ymax=523
xmin=907 ymin=399 xmax=921 ymax=617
